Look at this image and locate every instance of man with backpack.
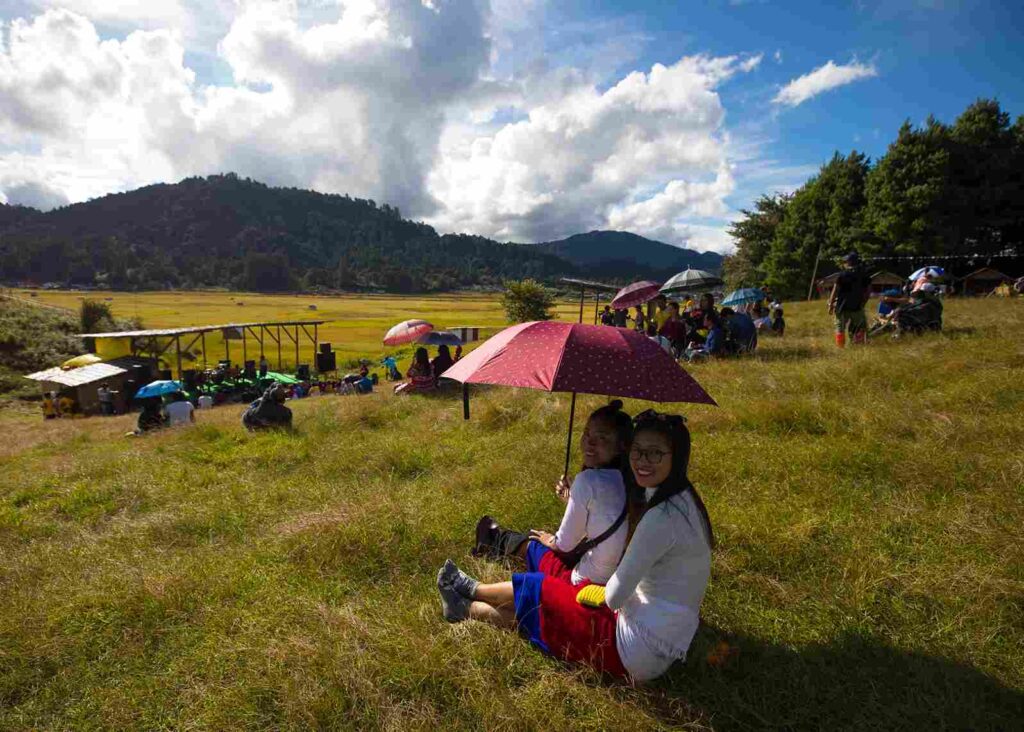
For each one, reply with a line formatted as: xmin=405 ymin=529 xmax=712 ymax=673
xmin=828 ymin=252 xmax=872 ymax=347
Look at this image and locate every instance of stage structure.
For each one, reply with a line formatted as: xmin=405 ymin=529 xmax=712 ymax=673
xmin=79 ymin=320 xmax=328 ymax=379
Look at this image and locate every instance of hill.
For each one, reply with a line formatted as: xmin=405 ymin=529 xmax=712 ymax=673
xmin=0 ymin=175 xmax=576 ymax=293
xmin=530 ymin=230 xmax=723 ymax=280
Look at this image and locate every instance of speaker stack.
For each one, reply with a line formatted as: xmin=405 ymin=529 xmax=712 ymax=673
xmin=316 ymin=351 xmax=336 ymax=373
xmin=243 ymin=360 xmax=257 ymax=379
xmin=296 ymin=364 xmax=310 ymax=380
xmin=182 ymin=370 xmax=198 ymax=389
xmin=320 ymin=343 xmax=332 ymax=354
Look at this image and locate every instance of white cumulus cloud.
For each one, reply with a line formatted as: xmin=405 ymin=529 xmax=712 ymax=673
xmin=772 ymin=59 xmax=877 ymax=107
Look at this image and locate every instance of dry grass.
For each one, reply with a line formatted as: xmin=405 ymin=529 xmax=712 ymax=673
xmin=1 ymin=297 xmax=1022 ymax=730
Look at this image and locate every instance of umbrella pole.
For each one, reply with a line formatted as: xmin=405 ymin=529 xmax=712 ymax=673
xmin=563 ymin=391 xmax=577 ymax=477
xmin=462 ymin=383 xmax=470 ymax=420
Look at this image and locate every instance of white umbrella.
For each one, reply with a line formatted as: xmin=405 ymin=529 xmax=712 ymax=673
xmin=661 ymin=268 xmax=724 ymax=294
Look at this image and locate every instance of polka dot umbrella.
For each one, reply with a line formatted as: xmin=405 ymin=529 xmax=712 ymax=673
xmin=441 ymin=321 xmax=716 ymax=475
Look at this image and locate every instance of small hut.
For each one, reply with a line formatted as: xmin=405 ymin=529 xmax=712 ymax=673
xmin=869 ymin=271 xmax=904 ymax=295
xmin=959 ymin=267 xmax=1012 ymax=296
xmin=24 ymin=362 xmax=130 ymax=415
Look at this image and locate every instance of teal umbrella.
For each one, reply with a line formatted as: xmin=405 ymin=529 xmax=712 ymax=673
xmin=134 ymin=380 xmax=183 ymax=399
xmin=721 ymin=288 xmax=765 ymax=307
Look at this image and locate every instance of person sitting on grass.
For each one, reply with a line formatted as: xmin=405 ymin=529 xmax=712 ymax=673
xmin=242 ymin=385 xmax=293 ymax=431
xmin=721 ymin=307 xmax=757 ymax=354
xmin=133 ymin=397 xmax=167 ymax=435
xmin=437 ymin=410 xmax=714 ymax=683
xmin=394 ymin=347 xmax=435 ymax=394
xmin=770 ymin=305 xmax=785 ymax=337
xmin=163 ymin=391 xmax=195 ymax=427
xmin=431 ymin=344 xmax=454 ymax=379
xmin=472 ymin=401 xmax=635 ymax=587
xmin=751 ymin=304 xmax=772 ymax=332
xmin=684 ymin=312 xmax=725 ymax=361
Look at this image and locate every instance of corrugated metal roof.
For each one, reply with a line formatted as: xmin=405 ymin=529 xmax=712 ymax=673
xmin=24 ymin=362 xmax=128 ymax=387
xmin=78 ymin=320 xmax=328 ymax=338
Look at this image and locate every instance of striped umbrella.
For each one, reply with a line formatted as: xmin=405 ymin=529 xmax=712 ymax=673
xmin=661 ymin=268 xmax=723 ymax=294
xmin=383 ymin=319 xmax=434 ymax=346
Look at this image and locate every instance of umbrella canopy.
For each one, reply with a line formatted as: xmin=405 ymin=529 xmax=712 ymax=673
xmin=661 ymin=268 xmax=723 ymax=294
xmin=443 ymin=321 xmax=715 ymax=404
xmin=61 ymin=354 xmax=103 ymax=370
xmin=261 ymin=371 xmax=300 ymax=385
xmin=720 ymin=288 xmax=766 ymax=307
xmin=134 ymin=380 xmax=184 ymax=399
xmin=417 ymin=330 xmax=463 ymax=346
xmin=383 ymin=319 xmax=434 ymax=346
xmin=909 ymin=266 xmax=945 ymax=281
xmin=610 ymin=280 xmax=661 ymax=310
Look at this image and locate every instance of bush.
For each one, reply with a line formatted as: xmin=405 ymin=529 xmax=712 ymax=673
xmin=500 ymin=279 xmax=555 ymax=323
xmin=80 ymin=300 xmax=114 ymax=333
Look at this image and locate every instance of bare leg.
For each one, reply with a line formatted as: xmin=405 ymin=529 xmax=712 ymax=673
xmin=469 ymin=601 xmax=517 ymax=629
xmin=473 ymin=581 xmax=515 ymax=608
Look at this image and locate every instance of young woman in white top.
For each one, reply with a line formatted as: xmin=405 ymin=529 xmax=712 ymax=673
xmin=470 ymin=401 xmax=634 ymax=587
xmin=437 ymin=409 xmax=713 ymax=682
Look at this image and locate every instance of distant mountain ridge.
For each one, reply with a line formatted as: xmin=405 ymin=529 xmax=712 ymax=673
xmin=529 ymin=230 xmax=722 ymax=279
xmin=0 ymin=176 xmax=721 ymax=292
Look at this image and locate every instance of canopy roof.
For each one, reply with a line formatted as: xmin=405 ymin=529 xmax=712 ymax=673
xmin=870 ymin=270 xmax=904 ymax=283
xmin=25 ymin=362 xmax=127 ymax=387
xmin=559 ymin=277 xmax=620 ymax=292
xmin=960 ymin=267 xmax=1011 ymax=282
xmin=78 ymin=320 xmax=327 ymax=339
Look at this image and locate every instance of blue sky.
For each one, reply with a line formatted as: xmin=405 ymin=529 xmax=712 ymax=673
xmin=1 ymin=1 xmax=1023 ymax=252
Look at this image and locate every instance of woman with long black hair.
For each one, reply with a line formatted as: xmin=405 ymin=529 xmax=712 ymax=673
xmin=437 ymin=410 xmax=713 ymax=682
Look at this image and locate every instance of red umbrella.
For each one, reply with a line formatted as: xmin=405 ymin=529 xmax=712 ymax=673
xmin=383 ymin=319 xmax=434 ymax=346
xmin=442 ymin=321 xmax=715 ymax=474
xmin=610 ymin=280 xmax=661 ymax=311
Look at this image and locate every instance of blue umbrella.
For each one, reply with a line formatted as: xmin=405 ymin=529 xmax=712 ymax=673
xmin=721 ymin=288 xmax=766 ymax=307
xmin=417 ymin=330 xmax=463 ymax=346
xmin=909 ymin=266 xmax=944 ymax=280
xmin=134 ymin=380 xmax=184 ymax=399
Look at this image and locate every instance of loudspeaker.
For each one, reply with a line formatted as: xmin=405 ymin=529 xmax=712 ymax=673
xmin=297 ymin=364 xmax=310 ymax=380
xmin=159 ymin=369 xmax=172 ymax=381
xmin=243 ymin=360 xmax=256 ymax=378
xmin=316 ymin=352 xmax=336 ymax=373
xmin=319 ymin=342 xmax=332 ymax=354
xmin=182 ymin=370 xmax=197 ymax=389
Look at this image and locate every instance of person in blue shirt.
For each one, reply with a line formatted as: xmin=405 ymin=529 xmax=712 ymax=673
xmin=720 ymin=307 xmax=757 ymax=354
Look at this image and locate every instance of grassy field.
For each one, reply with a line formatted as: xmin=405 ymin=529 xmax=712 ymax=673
xmin=6 ymin=289 xmax=589 ymax=369
xmin=1 ymin=297 xmax=1022 ymax=730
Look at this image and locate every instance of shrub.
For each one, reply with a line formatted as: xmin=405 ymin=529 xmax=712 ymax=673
xmin=500 ymin=279 xmax=554 ymax=323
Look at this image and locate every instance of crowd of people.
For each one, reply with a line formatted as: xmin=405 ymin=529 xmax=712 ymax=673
xmin=436 ymin=401 xmax=713 ymax=683
xmin=601 ymin=291 xmax=784 ymax=361
xmin=393 ymin=344 xmax=462 ymax=395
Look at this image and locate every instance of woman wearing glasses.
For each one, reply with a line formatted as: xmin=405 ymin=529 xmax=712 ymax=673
xmin=437 ymin=410 xmax=714 ymax=681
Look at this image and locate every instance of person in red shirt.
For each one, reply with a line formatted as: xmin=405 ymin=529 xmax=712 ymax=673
xmin=657 ymin=302 xmax=687 ymax=357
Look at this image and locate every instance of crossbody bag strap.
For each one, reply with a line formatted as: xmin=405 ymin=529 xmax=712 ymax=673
xmin=555 ymin=498 xmax=629 ymax=567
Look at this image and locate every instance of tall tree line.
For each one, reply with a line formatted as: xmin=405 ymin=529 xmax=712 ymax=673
xmin=724 ymin=99 xmax=1024 ymax=298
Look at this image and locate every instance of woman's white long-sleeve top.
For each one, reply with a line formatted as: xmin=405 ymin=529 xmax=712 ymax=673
xmin=553 ymin=468 xmax=629 ymax=586
xmin=605 ymin=487 xmax=711 ymax=681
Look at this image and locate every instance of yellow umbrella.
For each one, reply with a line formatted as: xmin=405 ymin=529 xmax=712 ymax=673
xmin=61 ymin=354 xmax=104 ymax=370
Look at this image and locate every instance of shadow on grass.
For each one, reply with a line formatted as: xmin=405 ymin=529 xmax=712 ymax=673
xmin=748 ymin=346 xmax=817 ymax=363
xmin=644 ymin=624 xmax=1024 ymax=730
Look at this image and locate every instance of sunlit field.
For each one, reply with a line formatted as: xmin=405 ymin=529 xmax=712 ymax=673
xmin=8 ymin=289 xmax=589 ymax=368
xmin=1 ymin=296 xmax=1022 ymax=730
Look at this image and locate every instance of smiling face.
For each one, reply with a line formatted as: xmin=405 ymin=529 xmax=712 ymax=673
xmin=629 ymin=429 xmax=673 ymax=488
xmin=580 ymin=414 xmax=623 ymax=468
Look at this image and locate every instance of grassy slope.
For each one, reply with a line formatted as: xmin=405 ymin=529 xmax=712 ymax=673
xmin=0 ymin=299 xmax=1022 ymax=731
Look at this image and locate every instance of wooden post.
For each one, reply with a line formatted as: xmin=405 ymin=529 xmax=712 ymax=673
xmin=313 ymin=324 xmax=318 ymax=364
xmin=294 ymin=325 xmax=299 ymax=372
xmin=225 ymin=333 xmax=230 ymax=366
xmin=577 ymin=285 xmax=585 ymax=323
xmin=277 ymin=326 xmax=282 ymax=371
xmin=242 ymin=328 xmax=247 ymax=366
xmin=807 ymin=241 xmax=824 ymax=301
xmin=175 ymin=335 xmax=182 ymax=380
xmin=201 ymin=332 xmax=206 ymax=370
xmin=462 ymin=383 xmax=470 ymax=420
xmin=593 ymin=293 xmax=600 ymax=324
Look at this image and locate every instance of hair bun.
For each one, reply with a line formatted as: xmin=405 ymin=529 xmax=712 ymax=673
xmin=608 ymin=399 xmax=623 ymax=411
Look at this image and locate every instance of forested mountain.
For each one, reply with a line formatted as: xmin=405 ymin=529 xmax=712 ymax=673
xmin=724 ymin=99 xmax=1024 ymax=298
xmin=0 ymin=175 xmax=578 ymax=292
xmin=529 ymin=231 xmax=722 ymax=280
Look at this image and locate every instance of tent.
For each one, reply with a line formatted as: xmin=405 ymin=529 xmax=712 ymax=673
xmin=959 ymin=267 xmax=1012 ymax=296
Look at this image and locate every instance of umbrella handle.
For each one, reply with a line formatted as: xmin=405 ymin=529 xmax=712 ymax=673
xmin=564 ymin=392 xmax=577 ymax=477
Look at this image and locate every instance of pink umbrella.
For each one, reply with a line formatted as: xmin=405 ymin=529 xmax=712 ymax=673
xmin=610 ymin=280 xmax=661 ymax=311
xmin=383 ymin=319 xmax=434 ymax=346
xmin=443 ymin=321 xmax=715 ymax=474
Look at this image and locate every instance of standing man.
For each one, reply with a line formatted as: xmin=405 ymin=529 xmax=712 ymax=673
xmin=259 ymin=354 xmax=269 ymax=378
xmin=828 ymin=252 xmax=872 ymax=347
xmin=97 ymin=382 xmax=115 ymax=415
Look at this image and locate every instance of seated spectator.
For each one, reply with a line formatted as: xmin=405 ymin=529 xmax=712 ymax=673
xmin=685 ymin=312 xmax=726 ymax=361
xmin=395 ymin=347 xmax=436 ymax=394
xmin=42 ymin=391 xmax=58 ymax=420
xmin=383 ymin=356 xmax=402 ymax=380
xmin=163 ymin=392 xmax=195 ymax=427
xmin=657 ymin=302 xmax=687 ymax=358
xmin=771 ymin=307 xmax=786 ymax=337
xmin=751 ymin=304 xmax=772 ymax=332
xmin=242 ymin=385 xmax=293 ymax=431
xmin=721 ymin=307 xmax=757 ymax=354
xmin=431 ymin=345 xmax=454 ymax=378
xmin=453 ymin=345 xmax=463 ymax=363
xmin=600 ymin=305 xmax=615 ymax=326
xmin=134 ymin=397 xmax=167 ymax=435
